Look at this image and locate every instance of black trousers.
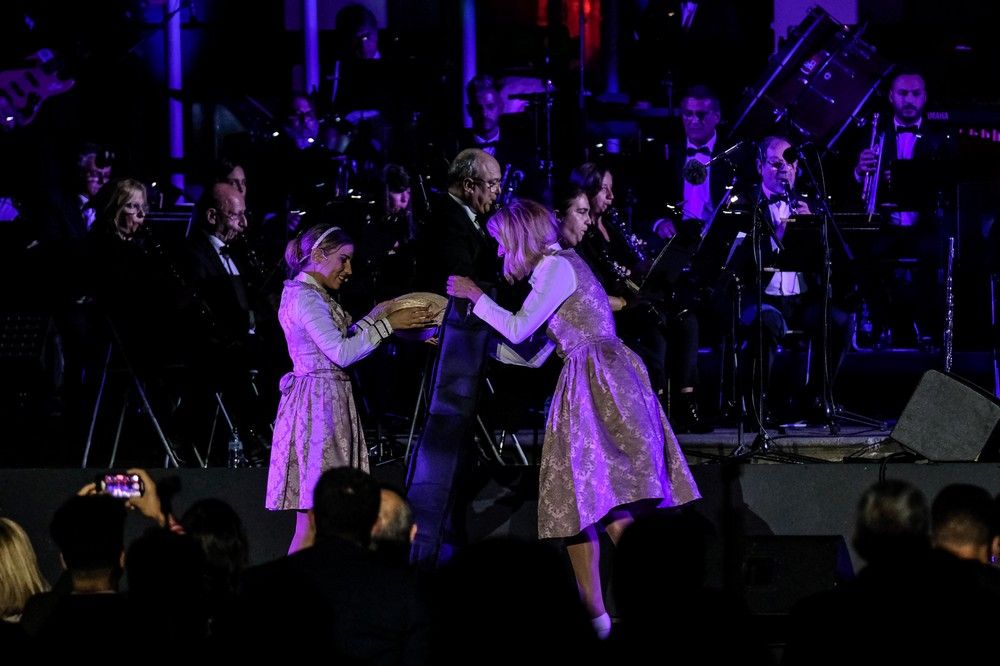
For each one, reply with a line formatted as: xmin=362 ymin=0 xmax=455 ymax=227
xmin=739 ymin=292 xmax=851 ymax=408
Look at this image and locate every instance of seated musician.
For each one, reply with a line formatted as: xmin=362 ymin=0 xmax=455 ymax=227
xmin=646 ymin=85 xmax=737 ymax=430
xmin=734 ymin=136 xmax=852 ymax=425
xmin=569 ymin=162 xmax=711 ymax=433
xmin=456 ymin=74 xmax=542 ymax=201
xmin=852 ymin=68 xmax=956 ymax=348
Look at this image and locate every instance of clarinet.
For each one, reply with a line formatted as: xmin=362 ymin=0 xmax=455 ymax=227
xmin=497 ymin=163 xmax=523 ymax=207
xmin=603 ymin=207 xmax=647 ymax=267
xmin=944 ymin=236 xmax=955 ymax=372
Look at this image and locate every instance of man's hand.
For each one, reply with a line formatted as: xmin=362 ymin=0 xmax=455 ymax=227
xmin=653 ymin=218 xmax=677 ymax=240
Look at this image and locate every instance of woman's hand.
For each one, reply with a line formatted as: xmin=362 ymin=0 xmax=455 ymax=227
xmin=608 ymin=295 xmax=627 ymax=312
xmin=387 ymin=305 xmax=435 ymax=330
xmin=446 ymin=276 xmax=484 ymax=304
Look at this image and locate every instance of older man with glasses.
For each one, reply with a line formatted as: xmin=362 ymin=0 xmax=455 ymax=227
xmin=409 ymin=147 xmax=503 ymax=569
xmin=733 ymin=134 xmax=852 ymax=427
xmin=179 ymin=182 xmax=282 ymax=467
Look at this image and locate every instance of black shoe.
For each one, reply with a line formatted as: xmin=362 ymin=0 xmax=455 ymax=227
xmin=672 ymin=393 xmax=714 ymax=434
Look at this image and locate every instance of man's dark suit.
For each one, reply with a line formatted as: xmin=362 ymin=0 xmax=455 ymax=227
xmin=456 ymin=117 xmax=544 ymax=201
xmin=228 ymin=536 xmax=428 ymax=664
xmin=183 ymin=229 xmax=256 ymax=347
xmin=180 ymin=229 xmax=283 ymax=461
xmin=409 ymin=192 xmax=498 ymax=568
xmin=730 ymin=188 xmax=851 ymax=420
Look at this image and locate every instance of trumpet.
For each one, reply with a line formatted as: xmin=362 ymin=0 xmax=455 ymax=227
xmin=861 ymin=112 xmax=886 ymax=222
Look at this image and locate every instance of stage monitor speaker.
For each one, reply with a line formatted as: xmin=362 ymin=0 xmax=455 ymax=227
xmin=742 ymin=535 xmax=853 ymax=615
xmin=890 ymin=370 xmax=1000 ymax=462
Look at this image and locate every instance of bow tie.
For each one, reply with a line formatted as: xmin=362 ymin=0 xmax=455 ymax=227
xmin=895 ymin=125 xmax=919 ymax=135
xmin=766 ymin=193 xmax=789 ymax=206
xmin=686 ymin=145 xmax=711 ymax=157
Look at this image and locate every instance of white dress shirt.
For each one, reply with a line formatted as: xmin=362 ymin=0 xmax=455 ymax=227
xmin=762 ymin=188 xmax=805 ymax=297
xmin=683 ymin=133 xmax=717 ymax=222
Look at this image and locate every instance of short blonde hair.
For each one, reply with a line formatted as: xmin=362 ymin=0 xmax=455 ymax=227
xmin=486 ymin=199 xmax=559 ymax=282
xmin=0 ymin=517 xmax=49 ymax=620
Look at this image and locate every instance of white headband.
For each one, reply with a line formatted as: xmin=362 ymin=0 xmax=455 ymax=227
xmin=310 ymin=226 xmax=342 ymax=253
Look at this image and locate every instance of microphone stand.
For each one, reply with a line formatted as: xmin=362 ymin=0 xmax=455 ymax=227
xmin=732 ymin=193 xmax=785 ymax=460
xmin=731 ymin=187 xmax=828 ymax=463
xmin=794 ymin=151 xmax=886 ymax=434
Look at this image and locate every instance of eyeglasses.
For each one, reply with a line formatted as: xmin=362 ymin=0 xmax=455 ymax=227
xmin=471 ymin=177 xmax=502 ymax=193
xmin=122 ymin=202 xmax=149 ymax=215
xmin=216 ymin=209 xmax=248 ymax=223
xmin=765 ymin=159 xmax=794 ymax=171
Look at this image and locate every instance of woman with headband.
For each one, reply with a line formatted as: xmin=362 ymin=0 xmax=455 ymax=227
xmin=265 ymin=223 xmax=434 ymax=552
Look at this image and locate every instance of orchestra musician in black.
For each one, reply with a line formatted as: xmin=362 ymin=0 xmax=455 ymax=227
xmin=455 ymin=74 xmax=542 ymax=201
xmin=354 ymin=164 xmax=419 ymax=304
xmin=646 ymin=85 xmax=737 ymax=432
xmin=852 ymin=67 xmax=957 ymax=349
xmin=733 ymin=135 xmax=852 ymax=425
xmin=85 ymin=177 xmax=195 ymax=464
xmin=180 ymin=182 xmax=283 ymax=465
xmin=570 ymin=162 xmax=711 ymax=433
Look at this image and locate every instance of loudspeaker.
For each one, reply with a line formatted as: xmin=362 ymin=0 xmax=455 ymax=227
xmin=742 ymin=535 xmax=854 ymax=614
xmin=890 ymin=370 xmax=1000 ymax=462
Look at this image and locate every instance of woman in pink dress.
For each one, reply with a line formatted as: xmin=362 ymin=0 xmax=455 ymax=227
xmin=447 ymin=199 xmax=700 ymax=638
xmin=266 ymin=223 xmax=433 ymax=552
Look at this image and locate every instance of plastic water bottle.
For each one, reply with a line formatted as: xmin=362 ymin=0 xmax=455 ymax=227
xmin=227 ymin=428 xmax=248 ymax=469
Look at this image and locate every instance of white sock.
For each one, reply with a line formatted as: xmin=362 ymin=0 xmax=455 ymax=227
xmin=590 ymin=612 xmax=612 ymax=640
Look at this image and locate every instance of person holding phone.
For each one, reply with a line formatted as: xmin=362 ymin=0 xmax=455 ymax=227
xmin=265 ymin=223 xmax=433 ymax=553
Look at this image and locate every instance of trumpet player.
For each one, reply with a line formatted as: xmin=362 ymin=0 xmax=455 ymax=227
xmin=852 ymin=68 xmax=956 ymax=348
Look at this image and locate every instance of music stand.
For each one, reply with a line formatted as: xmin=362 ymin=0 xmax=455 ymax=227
xmin=795 ymin=153 xmax=886 ymax=434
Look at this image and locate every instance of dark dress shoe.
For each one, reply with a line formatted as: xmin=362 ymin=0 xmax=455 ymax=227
xmin=672 ymin=393 xmax=714 ymax=434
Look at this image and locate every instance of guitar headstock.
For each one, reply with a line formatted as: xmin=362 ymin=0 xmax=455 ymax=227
xmin=0 ymin=49 xmax=74 ymax=130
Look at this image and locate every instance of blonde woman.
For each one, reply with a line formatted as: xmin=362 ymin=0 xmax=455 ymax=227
xmin=0 ymin=518 xmax=49 ymax=623
xmin=447 ymin=200 xmax=700 ymax=638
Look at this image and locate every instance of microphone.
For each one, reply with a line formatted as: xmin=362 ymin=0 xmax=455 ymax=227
xmin=782 ymin=180 xmax=796 ymax=203
xmin=781 ymin=141 xmax=814 ymax=164
xmin=682 ymin=159 xmax=708 ymax=185
xmin=682 ymin=139 xmax=746 ymax=185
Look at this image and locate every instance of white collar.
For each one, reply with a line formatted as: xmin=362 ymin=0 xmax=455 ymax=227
xmin=686 ymin=133 xmax=717 ymax=152
xmin=447 ymin=192 xmax=479 ymax=225
xmin=295 ymin=272 xmax=322 ymax=288
xmin=207 ymin=233 xmax=228 ymax=252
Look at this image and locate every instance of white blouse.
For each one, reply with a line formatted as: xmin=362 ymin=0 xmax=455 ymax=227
xmin=290 ymin=272 xmax=393 ymax=369
xmin=472 ymin=250 xmax=576 ymax=366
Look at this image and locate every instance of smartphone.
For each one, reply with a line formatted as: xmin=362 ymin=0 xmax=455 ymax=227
xmin=96 ymin=473 xmax=144 ymax=499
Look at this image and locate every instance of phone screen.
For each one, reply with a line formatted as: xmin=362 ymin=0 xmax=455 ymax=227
xmin=98 ymin=473 xmax=144 ymax=499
